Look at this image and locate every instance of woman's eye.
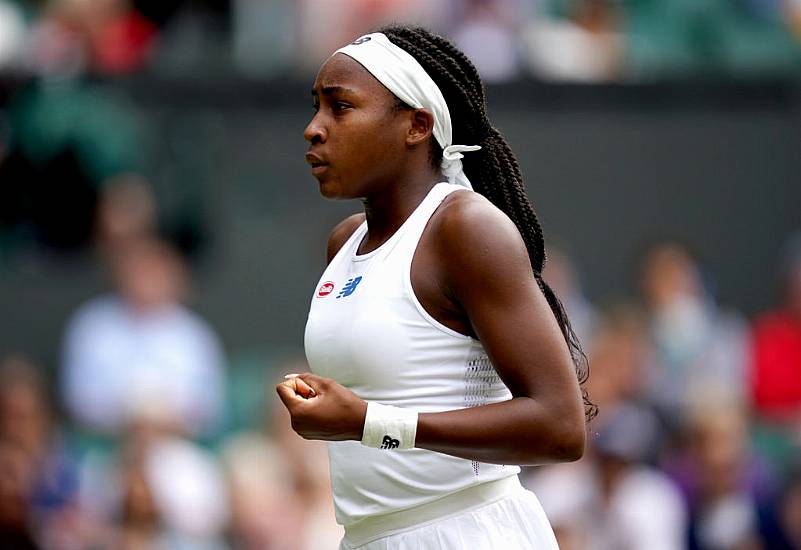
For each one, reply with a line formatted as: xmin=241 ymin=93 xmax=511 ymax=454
xmin=333 ymin=102 xmax=351 ymax=111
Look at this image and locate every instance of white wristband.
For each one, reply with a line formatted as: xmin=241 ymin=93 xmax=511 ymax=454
xmin=361 ymin=402 xmax=418 ymax=450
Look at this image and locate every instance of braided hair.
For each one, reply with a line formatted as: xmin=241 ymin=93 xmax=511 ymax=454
xmin=380 ymin=25 xmax=597 ymax=422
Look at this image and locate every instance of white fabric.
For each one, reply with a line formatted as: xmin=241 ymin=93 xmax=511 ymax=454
xmin=339 ymin=480 xmax=558 ymax=550
xmin=344 ymin=476 xmax=521 ymax=546
xmin=305 ymin=182 xmax=521 ymax=530
xmin=335 ymin=33 xmax=481 ymax=190
xmin=361 ymin=401 xmax=418 ymax=450
xmin=61 ymin=296 xmax=226 ymax=435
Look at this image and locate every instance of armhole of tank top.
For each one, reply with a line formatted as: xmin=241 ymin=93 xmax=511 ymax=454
xmin=402 ymin=190 xmax=475 ymax=342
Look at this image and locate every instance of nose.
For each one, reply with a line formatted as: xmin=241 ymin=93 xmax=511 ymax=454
xmin=304 ymin=113 xmax=327 ymax=144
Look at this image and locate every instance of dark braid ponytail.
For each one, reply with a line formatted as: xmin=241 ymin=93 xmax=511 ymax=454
xmin=380 ymin=25 xmax=598 ymax=423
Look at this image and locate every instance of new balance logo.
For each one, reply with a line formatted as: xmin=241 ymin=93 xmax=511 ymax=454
xmin=336 ymin=276 xmax=363 ymax=298
xmin=381 ymin=435 xmax=400 ymax=449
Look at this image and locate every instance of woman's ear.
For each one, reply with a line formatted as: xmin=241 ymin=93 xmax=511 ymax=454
xmin=406 ymin=109 xmax=435 ymax=147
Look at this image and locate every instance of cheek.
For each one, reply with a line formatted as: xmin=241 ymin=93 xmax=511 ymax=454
xmin=325 ymin=110 xmax=406 ymax=189
xmin=351 ymin=125 xmax=405 ymax=174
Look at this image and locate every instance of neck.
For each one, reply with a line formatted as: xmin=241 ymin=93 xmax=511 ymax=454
xmin=360 ymin=164 xmax=443 ymax=252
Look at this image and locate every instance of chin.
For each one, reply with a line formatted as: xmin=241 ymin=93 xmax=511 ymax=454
xmin=317 ymin=178 xmax=356 ymax=200
xmin=317 ymin=179 xmax=343 ymax=200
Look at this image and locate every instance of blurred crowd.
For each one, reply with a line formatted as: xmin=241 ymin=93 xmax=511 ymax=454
xmin=0 ymin=222 xmax=345 ymax=548
xmin=0 ymin=0 xmax=799 ymax=83
xmin=1 ymin=1 xmax=801 ymax=550
xmin=526 ymin=238 xmax=801 ymax=550
xmin=1 ymin=0 xmax=800 ymax=261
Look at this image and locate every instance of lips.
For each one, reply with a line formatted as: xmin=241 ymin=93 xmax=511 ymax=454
xmin=305 ymin=151 xmax=329 ymax=171
xmin=305 ymin=152 xmax=329 ymax=177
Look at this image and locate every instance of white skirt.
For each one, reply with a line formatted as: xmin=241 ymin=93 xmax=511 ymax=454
xmin=339 ymin=477 xmax=559 ymax=550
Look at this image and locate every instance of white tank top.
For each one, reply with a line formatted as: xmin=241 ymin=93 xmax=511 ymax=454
xmin=304 ymin=182 xmax=520 ymax=527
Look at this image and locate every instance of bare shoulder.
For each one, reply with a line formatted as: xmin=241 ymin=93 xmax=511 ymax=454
xmin=422 ymin=188 xmax=548 ymax=336
xmin=430 ymin=190 xmax=531 ymax=272
xmin=327 ymin=213 xmax=366 ymax=263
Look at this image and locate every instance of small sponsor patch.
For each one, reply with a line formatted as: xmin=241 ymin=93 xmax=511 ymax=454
xmin=317 ymin=281 xmax=335 ymax=298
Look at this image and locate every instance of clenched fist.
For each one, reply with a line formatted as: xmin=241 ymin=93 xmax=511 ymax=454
xmin=276 ymin=373 xmax=367 ymax=442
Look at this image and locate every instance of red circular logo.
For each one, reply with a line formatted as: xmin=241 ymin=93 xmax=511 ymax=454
xmin=317 ymin=281 xmax=335 ymax=297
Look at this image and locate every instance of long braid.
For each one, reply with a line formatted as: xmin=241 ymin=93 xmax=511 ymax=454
xmin=381 ymin=25 xmax=597 ymax=422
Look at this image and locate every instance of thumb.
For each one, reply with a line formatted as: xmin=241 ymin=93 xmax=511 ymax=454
xmin=294 ymin=377 xmax=317 ymax=398
xmin=296 ymin=372 xmax=329 ymax=392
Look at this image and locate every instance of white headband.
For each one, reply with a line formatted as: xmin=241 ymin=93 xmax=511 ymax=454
xmin=335 ymin=32 xmax=481 ymax=190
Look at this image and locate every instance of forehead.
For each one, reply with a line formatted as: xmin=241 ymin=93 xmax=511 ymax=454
xmin=312 ymin=53 xmax=395 ymax=101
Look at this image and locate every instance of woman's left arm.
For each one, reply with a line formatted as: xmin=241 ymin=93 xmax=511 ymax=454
xmin=276 ymin=195 xmax=586 ymax=466
xmin=412 ymin=194 xmax=586 ymax=465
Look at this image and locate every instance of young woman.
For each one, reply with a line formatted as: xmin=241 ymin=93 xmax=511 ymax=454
xmin=276 ymin=25 xmax=595 ymax=549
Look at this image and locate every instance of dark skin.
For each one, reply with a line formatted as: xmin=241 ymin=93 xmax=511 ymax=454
xmin=277 ymin=53 xmax=585 ymax=465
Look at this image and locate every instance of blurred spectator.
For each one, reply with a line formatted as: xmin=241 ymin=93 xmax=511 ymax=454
xmin=82 ymin=417 xmax=230 ymax=549
xmin=141 ymin=436 xmax=229 ymax=548
xmin=0 ymin=0 xmax=27 ymax=71
xmin=751 ymin=233 xmax=801 ymax=429
xmin=623 ymin=0 xmax=801 ymax=80
xmin=116 ymin=453 xmax=161 ymax=549
xmin=232 ymin=0 xmax=295 ymax=78
xmin=776 ymin=467 xmax=801 ymax=548
xmin=296 ymin=0 xmax=447 ymax=70
xmin=638 ymin=241 xmax=750 ymax=423
xmin=20 ymin=0 xmax=157 ymax=76
xmin=221 ymin=357 xmax=342 ymax=550
xmin=664 ymin=404 xmax=778 ymax=550
xmin=584 ymin=304 xmax=650 ymax=413
xmin=543 ymin=245 xmax=597 ymax=348
xmin=525 ymin=402 xmax=686 ymax=550
xmin=451 ymin=0 xmax=522 ymax=82
xmin=791 ymin=0 xmax=801 ymax=41
xmin=108 ymin=425 xmax=163 ymax=550
xmin=0 ymin=79 xmax=150 ymax=257
xmin=222 ymin=427 xmax=304 ymax=550
xmin=0 ymin=442 xmax=39 ymax=549
xmin=0 ymin=355 xmax=82 ymax=549
xmin=94 ymin=172 xmax=158 ymax=254
xmin=521 ymin=0 xmax=623 ymax=82
xmin=61 ymin=237 xmax=227 ymax=437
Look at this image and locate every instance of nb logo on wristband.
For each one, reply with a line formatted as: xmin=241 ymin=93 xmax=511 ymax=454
xmin=381 ymin=435 xmax=400 ymax=449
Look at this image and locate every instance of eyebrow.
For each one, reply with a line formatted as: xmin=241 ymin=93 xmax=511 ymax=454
xmin=311 ymin=86 xmax=357 ymax=97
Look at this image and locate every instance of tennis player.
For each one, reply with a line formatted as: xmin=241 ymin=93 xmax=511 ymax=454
xmin=277 ymin=25 xmax=594 ymax=549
